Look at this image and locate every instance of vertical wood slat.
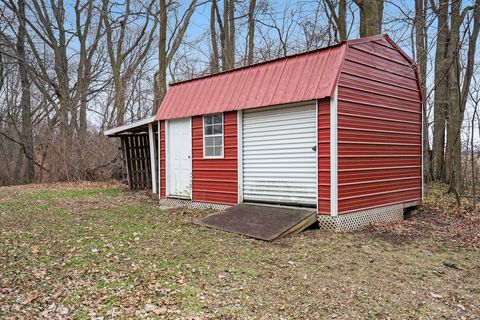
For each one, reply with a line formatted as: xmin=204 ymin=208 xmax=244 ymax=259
xmin=145 ymin=134 xmax=152 ymax=189
xmin=130 ymin=135 xmax=137 ymax=188
xmin=135 ymin=135 xmax=140 ymax=188
xmin=137 ymin=135 xmax=142 ymax=188
xmin=124 ymin=136 xmax=133 ymax=188
xmin=144 ymin=135 xmax=149 ymax=188
xmin=140 ymin=135 xmax=145 ymax=188
xmin=135 ymin=135 xmax=141 ymax=188
xmin=121 ymin=133 xmax=155 ymax=190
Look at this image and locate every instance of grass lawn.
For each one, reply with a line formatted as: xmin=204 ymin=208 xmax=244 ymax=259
xmin=1 ymin=182 xmax=479 ymax=319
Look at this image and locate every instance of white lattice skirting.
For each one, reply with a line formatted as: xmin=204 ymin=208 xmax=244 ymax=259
xmin=159 ymin=198 xmax=230 ymax=211
xmin=160 ymin=198 xmax=420 ymax=231
xmin=317 ymin=202 xmax=420 ymax=231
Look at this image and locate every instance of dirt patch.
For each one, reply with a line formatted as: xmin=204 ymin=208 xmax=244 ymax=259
xmin=365 ymin=206 xmax=480 ymax=248
xmin=364 ymin=183 xmax=480 ymax=248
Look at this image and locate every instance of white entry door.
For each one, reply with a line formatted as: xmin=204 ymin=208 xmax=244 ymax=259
xmin=242 ymin=103 xmax=317 ymax=206
xmin=167 ymin=118 xmax=192 ymax=198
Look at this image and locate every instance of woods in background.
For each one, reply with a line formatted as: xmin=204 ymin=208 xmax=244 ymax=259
xmin=0 ymin=0 xmax=479 ymax=206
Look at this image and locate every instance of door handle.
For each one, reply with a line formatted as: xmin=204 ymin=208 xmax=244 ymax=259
xmin=312 ymin=145 xmax=317 ymax=152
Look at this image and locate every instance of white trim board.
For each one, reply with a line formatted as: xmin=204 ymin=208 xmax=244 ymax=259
xmin=330 ymin=87 xmax=338 ymax=217
xmin=421 ymin=102 xmax=424 ymax=201
xmin=165 ymin=120 xmax=170 ymax=196
xmin=103 ymin=116 xmax=156 ymax=136
xmin=158 ymin=121 xmax=161 ymax=200
xmin=237 ymin=110 xmax=243 ymax=203
xmin=315 ymin=99 xmax=319 ymax=213
xmin=148 ymin=123 xmax=157 ymax=194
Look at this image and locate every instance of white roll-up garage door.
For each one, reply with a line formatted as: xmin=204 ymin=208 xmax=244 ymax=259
xmin=242 ymin=103 xmax=317 ymax=206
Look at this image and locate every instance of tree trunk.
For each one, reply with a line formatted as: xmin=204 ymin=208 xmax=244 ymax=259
xmin=210 ymin=0 xmax=220 ymax=73
xmin=471 ymin=107 xmax=477 ymax=208
xmin=355 ymin=0 xmax=384 ymax=37
xmin=415 ymin=0 xmax=430 ymax=182
xmin=323 ymin=0 xmax=347 ymax=42
xmin=0 ymin=53 xmax=4 ymax=91
xmin=228 ymin=0 xmax=235 ymax=68
xmin=154 ymin=0 xmax=167 ymax=114
xmin=446 ymin=0 xmax=480 ymax=197
xmin=338 ymin=0 xmax=347 ymax=41
xmin=79 ymin=62 xmax=89 ymax=133
xmin=75 ymin=0 xmax=98 ymax=135
xmin=153 ymin=0 xmax=196 ymax=113
xmin=16 ymin=0 xmax=34 ymax=183
xmin=220 ymin=0 xmax=235 ymax=70
xmin=247 ymin=0 xmax=256 ymax=65
xmin=53 ymin=1 xmax=73 ymax=146
xmin=444 ymin=0 xmax=461 ymax=187
xmin=114 ymin=71 xmax=126 ymax=126
xmin=431 ymin=0 xmax=449 ymax=181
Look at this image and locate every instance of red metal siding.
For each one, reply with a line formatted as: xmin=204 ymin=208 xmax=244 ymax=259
xmin=337 ymin=37 xmax=422 ymax=214
xmin=155 ymin=45 xmax=346 ymax=120
xmin=318 ymin=98 xmax=330 ymax=214
xmin=192 ymin=111 xmax=238 ymax=204
xmin=160 ymin=120 xmax=166 ymax=198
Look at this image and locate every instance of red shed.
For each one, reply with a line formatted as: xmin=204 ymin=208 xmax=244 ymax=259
xmin=108 ymin=34 xmax=423 ymax=231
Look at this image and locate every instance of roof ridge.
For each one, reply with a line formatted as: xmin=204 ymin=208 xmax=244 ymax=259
xmin=168 ymin=41 xmax=348 ymax=87
xmin=168 ymin=34 xmax=393 ymax=89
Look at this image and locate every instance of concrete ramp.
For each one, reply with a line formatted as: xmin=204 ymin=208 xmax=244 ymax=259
xmin=196 ymin=204 xmax=317 ymax=241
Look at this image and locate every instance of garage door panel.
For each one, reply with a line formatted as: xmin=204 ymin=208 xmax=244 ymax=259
xmin=243 ymin=104 xmax=315 ymax=118
xmin=243 ymin=156 xmax=316 ymax=163
xmin=242 ymin=123 xmax=316 ymax=135
xmin=243 ymin=133 xmax=317 ymax=144
xmin=244 ymin=175 xmax=316 ymax=181
xmin=242 ymin=193 xmax=316 ymax=204
xmin=242 ymin=103 xmax=317 ymax=206
xmin=243 ymin=162 xmax=317 ymax=169
xmin=243 ymin=117 xmax=316 ymax=128
xmin=241 ymin=148 xmax=314 ymax=156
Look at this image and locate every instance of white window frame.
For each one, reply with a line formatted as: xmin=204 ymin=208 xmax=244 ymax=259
xmin=203 ymin=113 xmax=224 ymax=159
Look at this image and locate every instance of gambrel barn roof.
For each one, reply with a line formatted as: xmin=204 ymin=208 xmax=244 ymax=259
xmin=155 ymin=34 xmax=419 ymax=120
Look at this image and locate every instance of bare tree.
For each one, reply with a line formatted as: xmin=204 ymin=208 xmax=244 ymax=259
xmin=247 ymin=0 xmax=256 ymax=65
xmin=445 ymin=0 xmax=479 ymax=201
xmin=323 ymin=0 xmax=348 ymax=42
xmin=470 ymin=72 xmax=480 ymax=208
xmin=75 ymin=0 xmax=105 ymax=135
xmin=414 ymin=0 xmax=430 ymax=182
xmin=16 ymin=0 xmax=33 ymax=182
xmin=102 ymin=0 xmax=158 ymax=126
xmin=256 ymin=2 xmax=298 ymax=57
xmin=210 ymin=0 xmax=220 ymax=73
xmin=431 ymin=0 xmax=449 ymax=181
xmin=353 ymin=0 xmax=384 ymax=37
xmin=154 ymin=0 xmax=198 ymax=112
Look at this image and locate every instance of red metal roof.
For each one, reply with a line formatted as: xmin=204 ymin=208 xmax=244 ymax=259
xmin=155 ymin=42 xmax=347 ymax=120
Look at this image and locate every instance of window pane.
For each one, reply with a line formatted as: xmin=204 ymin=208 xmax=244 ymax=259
xmin=205 ymin=137 xmax=214 ymax=147
xmin=213 ymin=114 xmax=222 ymax=124
xmin=204 ymin=113 xmax=223 ymax=157
xmin=205 ymin=146 xmax=214 ymax=157
xmin=204 ymin=125 xmax=213 ymax=135
xmin=213 ymin=124 xmax=223 ymax=134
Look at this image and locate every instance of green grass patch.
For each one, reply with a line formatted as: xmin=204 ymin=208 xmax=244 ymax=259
xmin=0 ymin=201 xmax=18 ymax=207
xmin=21 ymin=188 xmax=122 ymax=201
